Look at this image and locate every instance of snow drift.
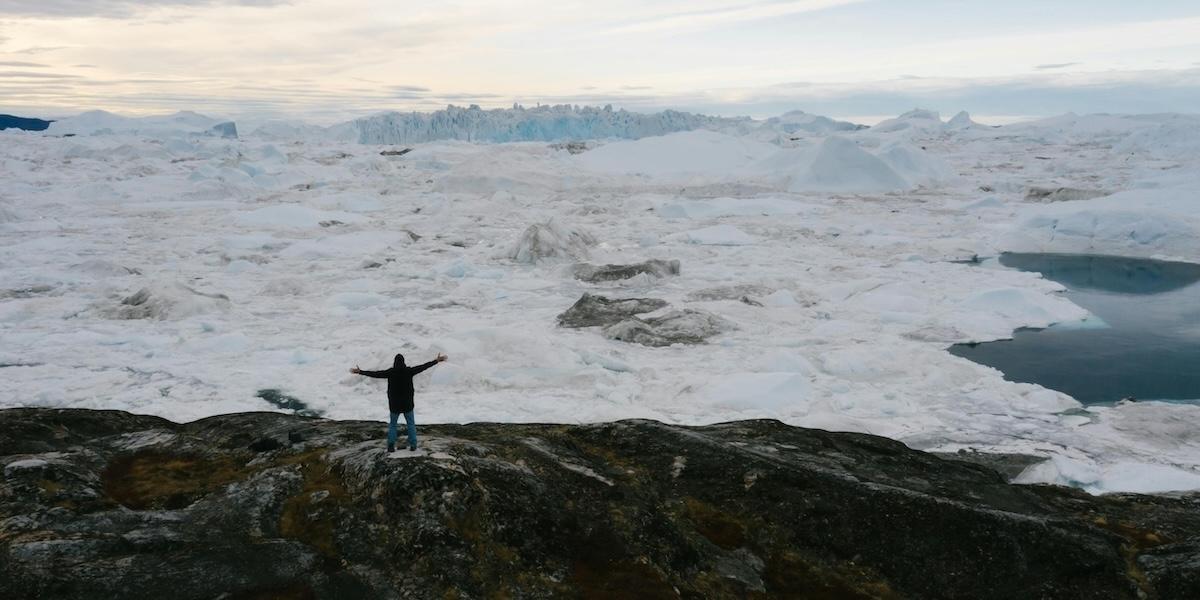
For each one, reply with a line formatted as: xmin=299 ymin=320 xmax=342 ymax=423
xmin=788 ymin=136 xmax=909 ymax=193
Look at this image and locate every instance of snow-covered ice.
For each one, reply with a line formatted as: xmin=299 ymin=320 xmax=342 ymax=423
xmin=3 ymin=108 xmax=1200 ymax=495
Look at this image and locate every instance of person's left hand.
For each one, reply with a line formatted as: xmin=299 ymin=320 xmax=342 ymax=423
xmin=350 ymin=366 xmax=361 ymax=374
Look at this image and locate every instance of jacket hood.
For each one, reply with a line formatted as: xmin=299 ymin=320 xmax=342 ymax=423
xmin=393 ymin=354 xmax=406 ymax=368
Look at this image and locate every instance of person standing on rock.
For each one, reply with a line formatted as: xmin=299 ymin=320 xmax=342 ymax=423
xmin=351 ymin=353 xmax=447 ymax=452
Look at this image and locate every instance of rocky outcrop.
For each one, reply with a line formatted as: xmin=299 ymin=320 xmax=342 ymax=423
xmin=556 ymin=293 xmax=668 ymax=328
xmin=557 ymin=294 xmax=733 ymax=346
xmin=549 ymin=141 xmax=593 ymax=154
xmin=1 ymin=409 xmax=1198 ymax=600
xmin=686 ymin=284 xmax=774 ymax=302
xmin=604 ymin=309 xmax=735 ymax=347
xmin=571 ymin=259 xmax=681 ymax=283
xmin=1024 ymin=186 xmax=1106 ymax=203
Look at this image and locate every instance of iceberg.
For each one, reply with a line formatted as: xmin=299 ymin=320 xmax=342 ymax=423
xmin=346 ymin=104 xmax=751 ymax=144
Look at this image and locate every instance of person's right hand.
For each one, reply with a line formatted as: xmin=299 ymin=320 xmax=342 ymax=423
xmin=436 ymin=353 xmax=448 ymax=362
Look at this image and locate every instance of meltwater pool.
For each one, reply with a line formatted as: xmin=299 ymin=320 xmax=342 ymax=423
xmin=949 ymin=253 xmax=1200 ymax=405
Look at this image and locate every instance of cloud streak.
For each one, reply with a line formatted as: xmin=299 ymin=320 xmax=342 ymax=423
xmin=0 ymin=0 xmax=289 ymax=19
xmin=607 ymin=0 xmax=866 ymax=34
xmin=12 ymin=46 xmax=69 ymax=54
xmin=0 ymin=70 xmax=80 ymax=79
xmin=1036 ymin=62 xmax=1082 ymax=70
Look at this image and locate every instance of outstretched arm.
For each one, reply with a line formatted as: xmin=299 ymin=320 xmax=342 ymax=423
xmin=409 ymin=353 xmax=448 ymax=376
xmin=350 ymin=365 xmax=391 ymax=378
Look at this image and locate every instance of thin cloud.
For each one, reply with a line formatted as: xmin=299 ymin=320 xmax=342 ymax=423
xmin=517 ymin=92 xmax=672 ymax=105
xmin=0 ymin=61 xmax=49 ymax=67
xmin=13 ymin=46 xmax=68 ymax=55
xmin=436 ymin=92 xmax=505 ymax=100
xmin=1036 ymin=62 xmax=1082 ymax=70
xmin=0 ymin=1 xmax=290 ymax=19
xmin=0 ymin=71 xmax=80 ymax=79
xmin=607 ymin=0 xmax=866 ymax=34
xmin=77 ymin=77 xmax=209 ymax=86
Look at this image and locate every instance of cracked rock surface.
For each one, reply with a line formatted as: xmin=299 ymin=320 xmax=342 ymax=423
xmin=1 ymin=408 xmax=1198 ymax=599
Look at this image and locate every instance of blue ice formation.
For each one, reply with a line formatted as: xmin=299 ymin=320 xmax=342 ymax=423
xmin=346 ymin=104 xmax=752 ymax=144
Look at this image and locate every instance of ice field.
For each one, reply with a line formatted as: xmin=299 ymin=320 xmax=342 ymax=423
xmin=3 ymin=107 xmax=1200 ymax=494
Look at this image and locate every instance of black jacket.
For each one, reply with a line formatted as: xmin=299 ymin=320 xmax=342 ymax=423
xmin=359 ymin=358 xmax=438 ymax=413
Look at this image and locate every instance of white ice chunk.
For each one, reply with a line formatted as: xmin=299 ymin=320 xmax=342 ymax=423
xmin=507 ymin=220 xmax=596 ymax=264
xmin=657 ymin=196 xmax=815 ymax=219
xmin=1003 ymin=188 xmax=1200 ymax=262
xmin=761 ymin=290 xmax=799 ymax=307
xmin=959 ymin=287 xmax=1089 ymax=332
xmin=672 ymin=224 xmax=754 ymax=246
xmin=235 ymin=205 xmax=365 ymax=228
xmin=280 ymin=231 xmax=414 ymax=259
xmin=701 ymin=372 xmax=812 ymax=412
xmin=788 ymin=136 xmax=909 ymax=193
xmin=1016 ymin=456 xmax=1200 ymax=495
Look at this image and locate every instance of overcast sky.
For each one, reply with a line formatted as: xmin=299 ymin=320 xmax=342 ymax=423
xmin=1 ymin=0 xmax=1198 ymax=123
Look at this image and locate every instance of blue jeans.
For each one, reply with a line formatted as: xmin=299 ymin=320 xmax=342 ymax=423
xmin=388 ymin=411 xmax=417 ymax=450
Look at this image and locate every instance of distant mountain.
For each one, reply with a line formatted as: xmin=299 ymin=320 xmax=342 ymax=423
xmin=0 ymin=114 xmax=53 ymax=131
xmin=339 ymin=103 xmax=753 ymax=145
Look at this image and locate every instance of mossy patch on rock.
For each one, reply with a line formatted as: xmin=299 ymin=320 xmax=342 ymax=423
xmin=764 ymin=551 xmax=900 ymax=600
xmin=1092 ymin=515 xmax=1173 ymax=596
xmin=101 ymin=450 xmax=253 ymax=510
xmin=570 ymin=557 xmax=678 ymax=600
xmin=683 ymin=497 xmax=748 ymax=550
xmin=277 ymin=451 xmax=350 ymax=558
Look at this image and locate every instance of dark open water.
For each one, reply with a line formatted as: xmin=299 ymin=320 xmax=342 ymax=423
xmin=949 ymin=253 xmax=1200 ymax=405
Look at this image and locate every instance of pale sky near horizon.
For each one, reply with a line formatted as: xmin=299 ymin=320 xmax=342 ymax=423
xmin=1 ymin=0 xmax=1198 ymax=124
